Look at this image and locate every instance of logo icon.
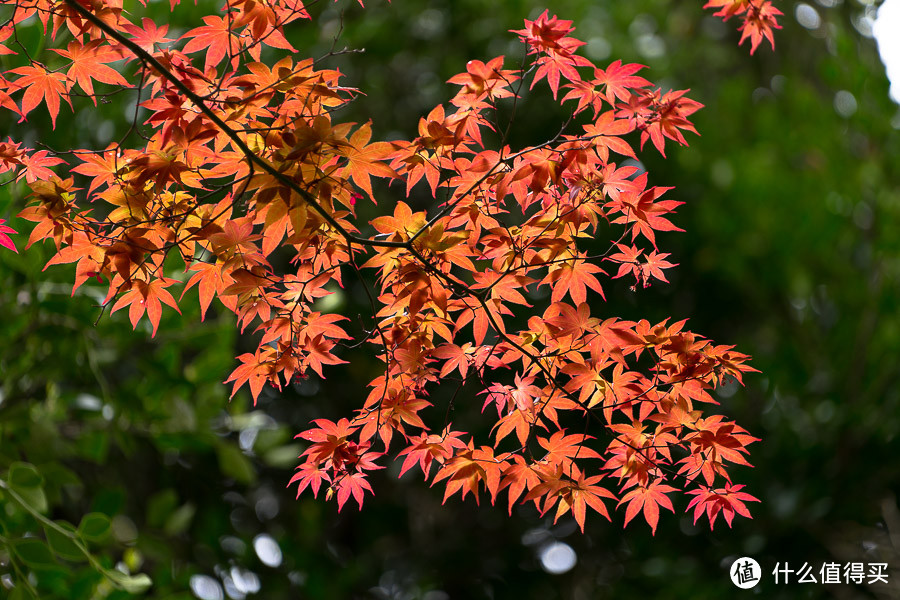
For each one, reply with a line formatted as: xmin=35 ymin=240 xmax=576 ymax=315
xmin=730 ymin=556 xmax=761 ymax=589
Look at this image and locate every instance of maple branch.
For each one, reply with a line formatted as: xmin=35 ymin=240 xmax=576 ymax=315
xmin=465 ymin=283 xmax=725 ymax=487
xmin=59 ymin=0 xmax=408 ymax=250
xmin=0 ymin=1 xmax=759 ymax=532
xmin=0 ymin=478 xmax=143 ymax=591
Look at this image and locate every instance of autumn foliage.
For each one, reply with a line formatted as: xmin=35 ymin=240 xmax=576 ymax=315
xmin=0 ymin=0 xmax=780 ymax=534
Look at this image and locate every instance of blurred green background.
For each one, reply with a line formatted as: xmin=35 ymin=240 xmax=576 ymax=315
xmin=1 ymin=0 xmax=899 ymax=598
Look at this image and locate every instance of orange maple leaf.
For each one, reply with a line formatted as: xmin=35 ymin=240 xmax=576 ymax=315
xmin=686 ymin=483 xmax=759 ymax=529
xmin=110 ymin=277 xmax=182 ymax=337
xmin=339 ymin=121 xmax=397 ymax=201
xmin=52 ymin=40 xmax=130 ymax=102
xmin=0 ymin=219 xmax=18 ymax=253
xmin=618 ymin=481 xmax=678 ymax=535
xmin=592 ymin=60 xmax=651 ymax=105
xmin=181 ymin=15 xmax=242 ymax=71
xmin=9 ymin=64 xmax=71 ymax=127
xmin=739 ymin=1 xmax=783 ymax=54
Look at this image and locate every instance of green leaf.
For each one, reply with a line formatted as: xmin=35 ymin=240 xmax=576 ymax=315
xmin=6 ymin=462 xmax=48 ymax=513
xmin=44 ymin=522 xmax=87 ymax=562
xmin=263 ymin=443 xmax=304 ymax=468
xmin=13 ymin=538 xmax=56 ymax=568
xmin=11 ymin=486 xmax=48 ymax=514
xmin=8 ymin=462 xmax=43 ymax=489
xmin=229 ymin=411 xmax=274 ymax=431
xmin=77 ymin=431 xmax=110 ymax=463
xmin=90 ymin=487 xmax=125 ymax=516
xmin=163 ymin=502 xmax=196 ymax=536
xmin=111 ymin=514 xmax=138 ymax=544
xmin=104 ymin=569 xmax=152 ymax=593
xmin=9 ymin=586 xmax=37 ymax=600
xmin=123 ymin=547 xmax=144 ymax=573
xmin=146 ymin=489 xmax=178 ymax=529
xmin=254 ymin=427 xmax=291 ymax=453
xmin=77 ymin=512 xmax=111 ymax=543
xmin=216 ymin=443 xmax=256 ymax=485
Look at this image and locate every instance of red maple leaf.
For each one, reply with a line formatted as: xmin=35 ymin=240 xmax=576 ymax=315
xmin=432 ymin=342 xmax=475 ymax=379
xmin=739 ymin=1 xmax=783 ymax=54
xmin=396 ymin=428 xmax=468 ymax=479
xmin=581 ymin=110 xmax=636 ymax=163
xmin=538 ymin=431 xmax=603 ymax=466
xmin=288 ymin=460 xmax=331 ymax=498
xmin=610 ymin=174 xmax=683 ymax=248
xmin=642 ymin=250 xmax=676 ymax=286
xmin=561 ymin=78 xmax=603 ymax=116
xmin=302 ymin=333 xmax=347 ymax=378
xmin=225 ymin=349 xmax=274 ymax=401
xmin=331 ymin=450 xmax=384 ymax=511
xmin=531 ymin=51 xmax=592 ymax=99
xmin=0 ymin=219 xmax=18 ymax=253
xmin=542 ymin=256 xmax=606 ymax=305
xmin=9 ymin=64 xmax=71 ymax=127
xmin=70 ymin=148 xmax=125 ymax=194
xmin=593 ymin=60 xmax=651 ymax=105
xmin=0 ymin=76 xmax=23 ymax=118
xmin=52 ymin=40 xmax=130 ymax=102
xmin=122 ymin=18 xmax=175 ymax=56
xmin=297 ymin=418 xmax=358 ymax=457
xmin=686 ymin=483 xmax=759 ymax=529
xmin=17 ymin=150 xmax=65 ymax=183
xmin=499 ymin=455 xmax=544 ymax=513
xmin=447 ymin=55 xmax=519 ymax=103
xmin=181 ymin=261 xmax=228 ymax=321
xmin=181 ymin=16 xmax=242 ymax=71
xmin=704 ymin=0 xmax=751 ymax=19
xmin=110 ymin=277 xmax=182 ymax=337
xmin=528 ymin=465 xmax=617 ymax=532
xmin=432 ymin=444 xmax=507 ymax=505
xmin=607 ymin=243 xmax=643 ymax=281
xmin=331 ymin=471 xmax=375 ymax=511
xmin=340 ymin=121 xmax=397 ymax=201
xmin=0 ymin=24 xmax=16 ymax=56
xmin=618 ymin=480 xmax=678 ymax=535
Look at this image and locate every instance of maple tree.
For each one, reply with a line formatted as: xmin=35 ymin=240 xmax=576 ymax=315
xmin=0 ymin=0 xmax=782 ymax=542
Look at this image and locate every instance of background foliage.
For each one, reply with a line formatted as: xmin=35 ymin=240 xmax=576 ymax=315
xmin=1 ymin=0 xmax=899 ymax=598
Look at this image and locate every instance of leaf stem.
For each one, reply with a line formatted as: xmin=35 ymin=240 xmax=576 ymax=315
xmin=0 ymin=478 xmax=148 ymax=591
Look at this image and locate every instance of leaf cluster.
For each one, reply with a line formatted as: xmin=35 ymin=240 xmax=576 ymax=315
xmin=0 ymin=0 xmax=774 ymax=559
